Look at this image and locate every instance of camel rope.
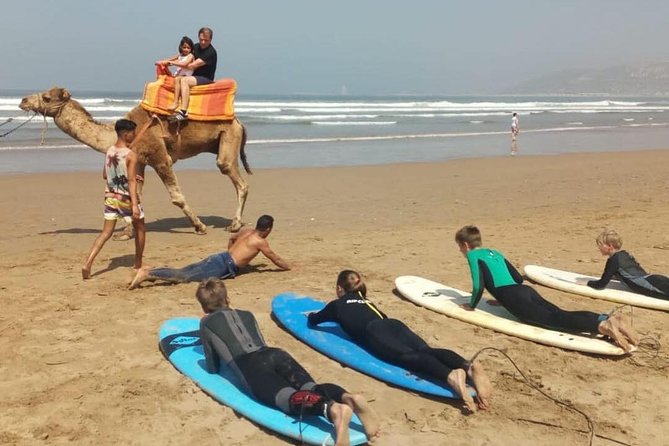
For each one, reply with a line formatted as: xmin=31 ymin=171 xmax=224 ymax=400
xmin=129 ymin=113 xmax=161 ymax=150
xmin=0 ymin=113 xmax=38 ymax=138
xmin=611 ymin=304 xmax=667 ymax=369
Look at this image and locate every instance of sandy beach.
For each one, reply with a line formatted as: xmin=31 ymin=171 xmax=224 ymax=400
xmin=1 ymin=150 xmax=668 ymax=446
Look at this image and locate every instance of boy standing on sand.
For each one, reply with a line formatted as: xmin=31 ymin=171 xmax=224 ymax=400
xmin=82 ymin=119 xmax=146 ymax=279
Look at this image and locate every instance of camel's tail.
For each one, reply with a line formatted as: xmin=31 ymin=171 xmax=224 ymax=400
xmin=239 ymin=121 xmax=252 ymax=175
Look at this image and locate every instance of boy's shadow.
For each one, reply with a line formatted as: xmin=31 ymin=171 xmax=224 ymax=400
xmin=91 ymin=253 xmax=135 ymax=277
xmin=39 ymin=215 xmax=233 ymax=236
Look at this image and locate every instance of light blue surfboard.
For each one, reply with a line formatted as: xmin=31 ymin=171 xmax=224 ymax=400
xmin=159 ymin=317 xmax=368 ymax=446
xmin=272 ymin=293 xmax=468 ymax=400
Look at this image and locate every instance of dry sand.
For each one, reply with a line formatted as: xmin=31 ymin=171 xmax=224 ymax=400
xmin=1 ymin=150 xmax=669 ymax=445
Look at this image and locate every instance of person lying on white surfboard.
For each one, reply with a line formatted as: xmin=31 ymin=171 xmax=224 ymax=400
xmin=455 ymin=225 xmax=639 ymax=353
xmin=308 ymin=269 xmax=493 ymax=413
xmin=577 ymin=229 xmax=669 ymax=300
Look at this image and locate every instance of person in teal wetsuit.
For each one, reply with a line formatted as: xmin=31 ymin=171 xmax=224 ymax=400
xmin=454 ymin=225 xmax=639 ymax=352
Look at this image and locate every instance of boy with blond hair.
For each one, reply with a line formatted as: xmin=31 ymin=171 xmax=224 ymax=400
xmin=586 ymin=229 xmax=669 ymax=300
xmin=455 ymin=225 xmax=639 ymax=352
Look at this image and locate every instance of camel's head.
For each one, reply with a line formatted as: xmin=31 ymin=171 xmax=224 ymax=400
xmin=20 ymin=87 xmax=71 ymax=117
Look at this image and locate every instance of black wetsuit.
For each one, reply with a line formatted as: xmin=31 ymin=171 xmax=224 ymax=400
xmin=308 ymin=292 xmax=468 ymax=381
xmin=201 ymin=309 xmax=345 ymax=415
xmin=466 ymin=248 xmax=606 ymax=332
xmin=587 ymin=250 xmax=669 ymax=300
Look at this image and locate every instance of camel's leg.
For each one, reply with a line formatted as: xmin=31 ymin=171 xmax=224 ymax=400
xmin=153 ymin=160 xmax=207 ymax=234
xmin=216 ymin=126 xmax=248 ymax=232
xmin=113 ymin=224 xmax=134 ymax=241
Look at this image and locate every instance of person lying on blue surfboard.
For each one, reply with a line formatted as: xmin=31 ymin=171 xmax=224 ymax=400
xmin=308 ymin=269 xmax=493 ymax=413
xmin=196 ymin=278 xmax=380 ymax=445
xmin=455 ymin=225 xmax=639 ymax=353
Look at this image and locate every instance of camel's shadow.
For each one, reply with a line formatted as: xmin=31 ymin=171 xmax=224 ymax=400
xmin=39 ymin=215 xmax=233 ymax=236
xmin=145 ymin=215 xmax=233 ymax=233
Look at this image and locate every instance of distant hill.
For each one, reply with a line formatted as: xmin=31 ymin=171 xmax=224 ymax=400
xmin=508 ymin=62 xmax=669 ymax=96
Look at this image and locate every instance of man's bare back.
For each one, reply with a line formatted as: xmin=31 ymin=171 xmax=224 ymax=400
xmin=228 ymin=227 xmax=290 ymax=271
xmin=128 ymin=214 xmax=289 ymax=289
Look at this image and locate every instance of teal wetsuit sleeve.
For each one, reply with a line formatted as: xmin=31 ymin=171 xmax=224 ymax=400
xmin=467 ymin=255 xmax=484 ymax=308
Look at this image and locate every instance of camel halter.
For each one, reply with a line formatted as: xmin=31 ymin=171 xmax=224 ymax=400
xmin=33 ymin=92 xmax=68 ymax=145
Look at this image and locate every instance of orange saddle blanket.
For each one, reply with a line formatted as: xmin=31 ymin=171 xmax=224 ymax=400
xmin=140 ymin=66 xmax=236 ymax=121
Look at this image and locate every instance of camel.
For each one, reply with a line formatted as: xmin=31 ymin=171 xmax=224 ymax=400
xmin=19 ymin=87 xmax=250 ymax=234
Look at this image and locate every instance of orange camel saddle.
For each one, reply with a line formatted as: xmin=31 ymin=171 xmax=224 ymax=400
xmin=140 ymin=66 xmax=236 ymax=121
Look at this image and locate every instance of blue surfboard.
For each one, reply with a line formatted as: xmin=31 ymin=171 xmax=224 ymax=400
xmin=272 ymin=293 xmax=469 ymax=400
xmin=159 ymin=317 xmax=368 ymax=446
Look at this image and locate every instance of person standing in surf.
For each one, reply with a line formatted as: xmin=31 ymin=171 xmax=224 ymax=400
xmin=197 ymin=278 xmax=380 ymax=445
xmin=308 ymin=269 xmax=493 ymax=413
xmin=455 ymin=225 xmax=639 ymax=352
xmin=510 ymin=112 xmax=519 ymax=155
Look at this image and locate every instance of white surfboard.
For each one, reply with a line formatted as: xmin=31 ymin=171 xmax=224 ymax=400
xmin=394 ymin=275 xmax=628 ymax=356
xmin=523 ymin=264 xmax=669 ymax=311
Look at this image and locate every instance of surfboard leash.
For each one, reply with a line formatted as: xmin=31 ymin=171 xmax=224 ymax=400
xmin=468 ymin=347 xmax=596 ymax=446
xmin=628 ymin=335 xmax=667 ymax=370
xmin=609 ymin=304 xmax=668 ymax=369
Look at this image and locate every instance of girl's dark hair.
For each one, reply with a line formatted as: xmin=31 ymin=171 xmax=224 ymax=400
xmin=179 ymin=36 xmax=194 ymax=53
xmin=336 ymin=270 xmax=367 ymax=297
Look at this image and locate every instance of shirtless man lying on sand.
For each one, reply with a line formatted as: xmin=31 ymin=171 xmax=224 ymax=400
xmin=129 ymin=215 xmax=290 ymax=289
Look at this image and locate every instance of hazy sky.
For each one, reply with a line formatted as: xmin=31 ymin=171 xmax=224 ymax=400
xmin=2 ymin=1 xmax=668 ymax=95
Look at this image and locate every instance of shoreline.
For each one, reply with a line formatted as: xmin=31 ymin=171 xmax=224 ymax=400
xmin=0 ymin=146 xmax=668 ymax=177
xmin=2 ymin=150 xmax=668 ymax=445
xmin=1 ymin=130 xmax=669 ymax=176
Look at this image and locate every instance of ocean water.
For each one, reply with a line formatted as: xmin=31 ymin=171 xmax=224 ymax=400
xmin=1 ymin=90 xmax=669 ymax=174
